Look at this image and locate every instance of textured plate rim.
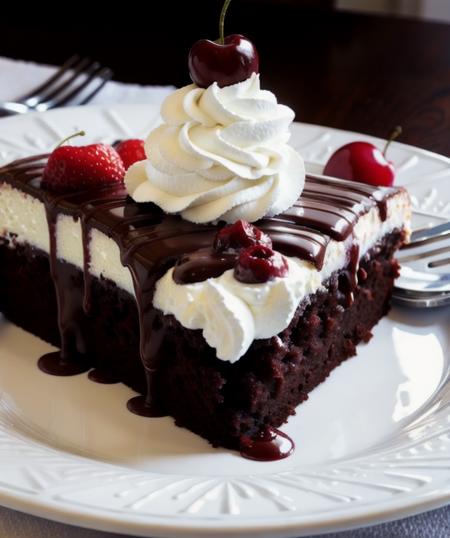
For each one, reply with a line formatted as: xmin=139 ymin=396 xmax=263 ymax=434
xmin=0 ymin=478 xmax=449 ymax=538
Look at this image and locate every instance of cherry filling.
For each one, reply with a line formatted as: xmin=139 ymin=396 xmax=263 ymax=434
xmin=234 ymin=244 xmax=289 ymax=284
xmin=173 ymin=221 xmax=288 ymax=285
xmin=214 ymin=219 xmax=272 ymax=253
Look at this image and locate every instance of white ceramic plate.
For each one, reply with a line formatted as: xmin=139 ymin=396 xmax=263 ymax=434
xmin=0 ymin=105 xmax=449 ymax=538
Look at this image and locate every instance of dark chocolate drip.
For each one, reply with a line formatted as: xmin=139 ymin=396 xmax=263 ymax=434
xmin=88 ymin=367 xmax=120 ymax=384
xmin=0 ymin=154 xmax=48 ymax=176
xmin=81 ymin=215 xmax=93 ymax=313
xmin=127 ymin=394 xmax=165 ymax=417
xmin=80 ymin=198 xmax=127 ymax=313
xmin=0 ymin=156 xmax=403 ymax=419
xmin=45 ymin=204 xmax=90 ymax=364
xmin=240 ymin=427 xmax=295 ymax=461
xmin=302 ymin=175 xmax=396 ymax=223
xmin=338 ymin=243 xmax=360 ymax=307
xmin=38 ymin=351 xmax=90 ymax=376
xmin=372 ymin=190 xmax=390 ymax=221
xmin=122 ymin=254 xmax=173 ymax=416
xmin=43 ymin=186 xmax=126 ymax=371
xmin=282 ymin=204 xmax=354 ymax=240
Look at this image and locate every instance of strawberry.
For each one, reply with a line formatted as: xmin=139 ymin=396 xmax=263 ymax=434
xmin=42 ymin=139 xmax=125 ymax=193
xmin=115 ymin=139 xmax=146 ymax=170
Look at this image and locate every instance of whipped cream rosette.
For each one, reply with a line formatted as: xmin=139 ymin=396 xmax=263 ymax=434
xmin=125 ymin=73 xmax=305 ymax=224
xmin=153 ymin=258 xmax=321 ymax=362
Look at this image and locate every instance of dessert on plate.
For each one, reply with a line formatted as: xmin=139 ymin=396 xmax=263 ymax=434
xmin=0 ymin=3 xmax=410 ymax=459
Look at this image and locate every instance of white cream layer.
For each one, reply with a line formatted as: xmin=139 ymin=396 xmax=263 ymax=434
xmin=0 ymin=183 xmax=134 ymax=295
xmin=0 ymin=182 xmax=410 ymax=363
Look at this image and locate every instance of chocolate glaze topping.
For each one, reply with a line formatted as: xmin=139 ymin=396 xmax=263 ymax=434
xmin=173 ymin=248 xmax=237 ymax=284
xmin=0 ymin=155 xmax=400 ymax=426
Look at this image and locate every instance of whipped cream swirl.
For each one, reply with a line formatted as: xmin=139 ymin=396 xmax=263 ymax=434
xmin=125 ymin=73 xmax=305 ymax=224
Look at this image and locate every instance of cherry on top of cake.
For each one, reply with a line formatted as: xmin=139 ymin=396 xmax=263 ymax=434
xmin=188 ymin=0 xmax=259 ymax=88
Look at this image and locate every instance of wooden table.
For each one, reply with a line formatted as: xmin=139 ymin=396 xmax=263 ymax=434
xmin=1 ymin=5 xmax=450 ymax=155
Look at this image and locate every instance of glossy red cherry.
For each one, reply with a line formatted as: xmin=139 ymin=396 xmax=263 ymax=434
xmin=189 ymin=34 xmax=259 ymax=88
xmin=234 ymin=244 xmax=288 ymax=284
xmin=188 ymin=0 xmax=259 ymax=88
xmin=214 ymin=220 xmax=271 ymax=253
xmin=323 ymin=127 xmax=402 ymax=187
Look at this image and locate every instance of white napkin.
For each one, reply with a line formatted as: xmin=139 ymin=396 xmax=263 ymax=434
xmin=0 ymin=56 xmax=449 ymax=538
xmin=0 ymin=56 xmax=174 ymax=106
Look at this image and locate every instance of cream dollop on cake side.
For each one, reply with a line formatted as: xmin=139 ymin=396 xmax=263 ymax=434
xmin=153 ymin=190 xmax=411 ymax=363
xmin=125 ymin=73 xmax=305 ymax=224
xmin=153 ymin=258 xmax=320 ymax=363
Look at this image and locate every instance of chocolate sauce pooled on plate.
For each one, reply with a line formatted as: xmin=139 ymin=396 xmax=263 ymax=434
xmin=127 ymin=394 xmax=166 ymax=418
xmin=240 ymin=428 xmax=295 ymax=461
xmin=88 ymin=367 xmax=121 ymax=384
xmin=38 ymin=351 xmax=90 ymax=376
xmin=0 ymin=156 xmax=399 ymax=441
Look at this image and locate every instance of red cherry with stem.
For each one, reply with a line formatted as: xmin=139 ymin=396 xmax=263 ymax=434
xmin=188 ymin=0 xmax=259 ymax=88
xmin=323 ymin=126 xmax=402 ymax=187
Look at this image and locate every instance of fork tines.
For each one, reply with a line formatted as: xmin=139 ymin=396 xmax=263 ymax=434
xmin=399 ymin=221 xmax=450 ymax=268
xmin=18 ymin=55 xmax=113 ymax=111
xmin=403 ymin=221 xmax=450 ymax=249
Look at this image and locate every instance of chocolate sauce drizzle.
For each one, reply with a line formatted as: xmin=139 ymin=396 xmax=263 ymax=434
xmin=0 ymin=156 xmax=400 ymax=453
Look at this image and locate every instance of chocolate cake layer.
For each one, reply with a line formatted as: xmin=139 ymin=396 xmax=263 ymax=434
xmin=0 ymin=230 xmax=403 ymax=448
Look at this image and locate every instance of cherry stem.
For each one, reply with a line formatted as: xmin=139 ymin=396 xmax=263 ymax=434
xmin=219 ymin=0 xmax=232 ymax=44
xmin=56 ymin=130 xmax=86 ymax=149
xmin=383 ymin=126 xmax=402 ymax=157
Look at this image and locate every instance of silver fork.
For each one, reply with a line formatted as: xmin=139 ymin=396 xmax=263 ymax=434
xmin=393 ymin=221 xmax=450 ymax=308
xmin=0 ymin=55 xmax=113 ymax=118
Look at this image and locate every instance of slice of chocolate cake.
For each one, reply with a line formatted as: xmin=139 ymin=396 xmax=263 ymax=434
xmin=0 ymin=61 xmax=411 ymax=458
xmin=0 ymin=153 xmax=410 ymax=455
